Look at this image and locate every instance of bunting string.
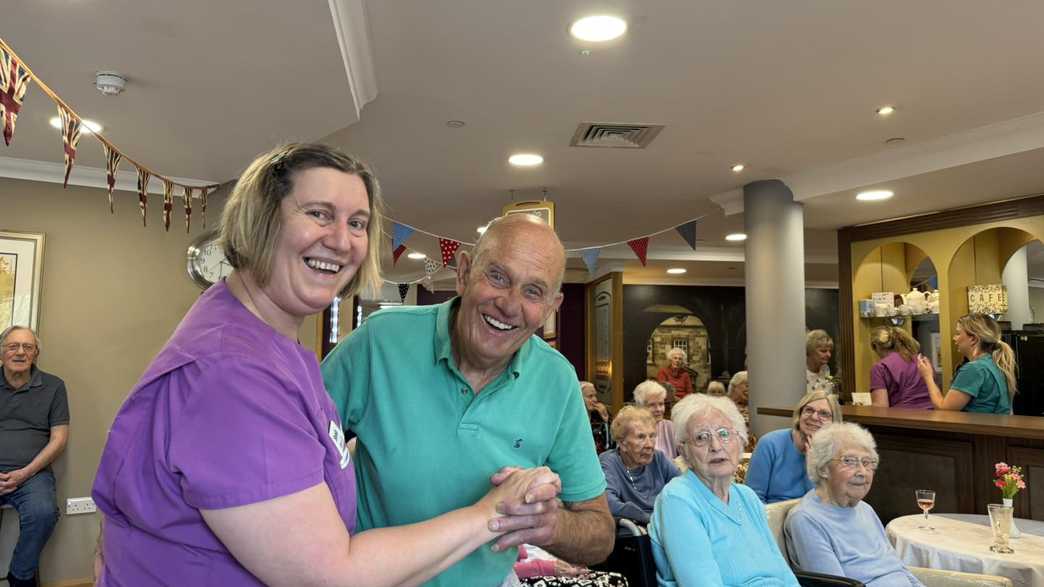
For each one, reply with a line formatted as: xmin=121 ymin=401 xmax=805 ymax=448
xmin=0 ymin=37 xmax=220 ymax=228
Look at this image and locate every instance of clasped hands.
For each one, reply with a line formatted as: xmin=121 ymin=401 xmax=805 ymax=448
xmin=0 ymin=468 xmax=29 ymax=495
xmin=486 ymin=466 xmax=562 ymax=552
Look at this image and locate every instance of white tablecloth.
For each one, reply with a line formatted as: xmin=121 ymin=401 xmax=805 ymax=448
xmin=886 ymin=514 xmax=1044 ymax=587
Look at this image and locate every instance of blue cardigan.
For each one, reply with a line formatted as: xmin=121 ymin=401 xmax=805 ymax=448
xmin=600 ymin=449 xmax=679 ymax=524
xmin=650 ymin=471 xmax=799 ymax=587
xmin=746 ymin=428 xmax=814 ymax=503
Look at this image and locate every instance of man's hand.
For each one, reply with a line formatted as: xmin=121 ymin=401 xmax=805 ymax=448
xmin=487 ymin=466 xmax=562 ymax=551
xmin=0 ymin=468 xmax=30 ymax=495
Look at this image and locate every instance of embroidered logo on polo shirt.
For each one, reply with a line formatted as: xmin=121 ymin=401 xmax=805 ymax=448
xmin=329 ymin=421 xmax=350 ymax=470
xmin=513 ymin=438 xmax=524 ymax=449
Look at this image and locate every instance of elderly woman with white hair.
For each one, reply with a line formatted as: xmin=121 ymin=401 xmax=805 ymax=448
xmin=806 ymin=330 xmax=835 ymax=394
xmin=727 ymin=371 xmax=757 ymax=452
xmin=650 ymin=394 xmax=799 ymax=587
xmin=747 ymin=390 xmax=841 ymax=503
xmin=599 ymin=406 xmax=680 ymax=524
xmin=657 ymin=347 xmax=694 ymax=400
xmin=785 ymin=423 xmax=924 ymax=587
xmin=633 ymin=380 xmax=676 ymax=458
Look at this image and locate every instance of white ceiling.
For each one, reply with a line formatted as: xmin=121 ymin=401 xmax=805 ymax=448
xmin=6 ymin=0 xmax=1044 ymax=287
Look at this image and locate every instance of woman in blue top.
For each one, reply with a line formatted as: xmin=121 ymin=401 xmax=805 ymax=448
xmin=915 ymin=313 xmax=1016 ymax=414
xmin=747 ymin=390 xmax=842 ymax=503
xmin=650 ymin=394 xmax=798 ymax=587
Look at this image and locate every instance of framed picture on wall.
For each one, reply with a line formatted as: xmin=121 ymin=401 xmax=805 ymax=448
xmin=542 ymin=309 xmax=557 ymax=339
xmin=501 ymin=200 xmax=556 ymax=231
xmin=0 ymin=231 xmax=45 ymax=331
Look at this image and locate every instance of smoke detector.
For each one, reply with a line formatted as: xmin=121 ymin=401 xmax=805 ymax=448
xmin=95 ymin=71 xmax=126 ymax=96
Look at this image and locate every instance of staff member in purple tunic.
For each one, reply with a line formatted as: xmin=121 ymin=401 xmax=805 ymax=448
xmin=91 ymin=144 xmax=554 ymax=587
xmin=869 ymin=326 xmax=933 ymax=409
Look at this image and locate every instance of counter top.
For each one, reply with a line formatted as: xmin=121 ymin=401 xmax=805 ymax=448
xmin=757 ymin=405 xmax=1044 ymax=440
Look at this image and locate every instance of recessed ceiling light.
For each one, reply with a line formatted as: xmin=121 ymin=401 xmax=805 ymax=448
xmin=49 ymin=116 xmax=102 ymax=134
xmin=406 ymin=252 xmax=426 ymax=260
xmin=856 ymin=189 xmax=894 ymax=201
xmin=875 ymin=105 xmax=896 ymax=117
xmin=731 ymin=163 xmax=745 ymax=173
xmin=445 ymin=120 xmax=466 ymax=128
xmin=666 ymin=268 xmax=687 ymax=275
xmin=570 ymin=15 xmax=628 ymax=42
xmin=476 ymin=225 xmax=488 ymax=234
xmin=508 ymin=153 xmax=543 ymax=167
xmin=725 ymin=233 xmax=747 ymax=242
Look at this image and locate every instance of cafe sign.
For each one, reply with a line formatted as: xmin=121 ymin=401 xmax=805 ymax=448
xmin=967 ymin=284 xmax=1008 ymax=315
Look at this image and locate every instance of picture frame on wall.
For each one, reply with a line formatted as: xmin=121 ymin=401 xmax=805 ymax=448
xmin=501 ymin=200 xmax=556 ymax=231
xmin=0 ymin=231 xmax=45 ymax=331
xmin=542 ymin=309 xmax=557 ymax=339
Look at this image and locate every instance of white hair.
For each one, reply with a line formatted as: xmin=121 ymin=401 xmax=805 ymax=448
xmin=727 ymin=371 xmax=748 ymax=394
xmin=0 ymin=325 xmax=41 ymax=354
xmin=633 ymin=380 xmax=667 ymax=406
xmin=806 ymin=422 xmax=878 ymax=485
xmin=671 ymin=393 xmax=748 ymax=448
xmin=667 ymin=347 xmax=687 ymax=362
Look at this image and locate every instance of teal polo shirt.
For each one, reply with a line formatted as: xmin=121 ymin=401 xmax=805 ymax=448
xmin=321 ymin=298 xmax=606 ymax=587
xmin=951 ymin=355 xmax=1011 ymax=414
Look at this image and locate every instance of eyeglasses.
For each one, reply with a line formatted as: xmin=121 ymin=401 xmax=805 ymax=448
xmin=833 ymin=456 xmax=879 ymax=471
xmin=2 ymin=343 xmax=36 ymax=353
xmin=801 ymin=406 xmax=834 ymax=421
xmin=688 ymin=427 xmax=735 ymax=448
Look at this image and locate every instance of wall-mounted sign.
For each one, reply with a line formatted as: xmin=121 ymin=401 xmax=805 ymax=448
xmin=967 ymin=284 xmax=1008 ymax=315
xmin=502 ymin=200 xmax=555 ymax=231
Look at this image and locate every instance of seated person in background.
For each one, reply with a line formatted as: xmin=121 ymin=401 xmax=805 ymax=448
xmin=785 ymin=423 xmax=924 ymax=587
xmin=806 ymin=330 xmax=836 ymax=394
xmin=727 ymin=370 xmax=757 ymax=451
xmin=633 ymin=380 xmax=676 ymax=458
xmin=869 ymin=326 xmax=933 ymax=409
xmin=916 ymin=313 xmax=1016 ymax=414
xmin=706 ymin=380 xmax=727 ymax=396
xmin=600 ymin=406 xmax=680 ymax=524
xmin=581 ymin=380 xmax=612 ymax=452
xmin=657 ymin=347 xmax=694 ymax=400
xmin=650 ymin=394 xmax=798 ymax=587
xmin=747 ymin=390 xmax=841 ymax=503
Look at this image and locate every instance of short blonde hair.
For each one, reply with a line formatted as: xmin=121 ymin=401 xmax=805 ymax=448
xmin=610 ymin=406 xmax=656 ymax=443
xmin=806 ymin=423 xmax=878 ymax=485
xmin=707 ymin=381 xmax=726 ymax=396
xmin=220 ymin=143 xmax=384 ymax=299
xmin=633 ymin=380 xmax=667 ymax=406
xmin=671 ymin=394 xmax=748 ymax=449
xmin=727 ymin=371 xmax=748 ymax=394
xmin=806 ymin=329 xmax=834 ymax=357
xmin=792 ymin=389 xmax=842 ymax=432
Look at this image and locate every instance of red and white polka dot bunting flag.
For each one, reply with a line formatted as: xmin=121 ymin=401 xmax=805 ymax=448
xmin=627 ymin=237 xmax=650 ymax=266
xmin=438 ymin=238 xmax=461 ymax=266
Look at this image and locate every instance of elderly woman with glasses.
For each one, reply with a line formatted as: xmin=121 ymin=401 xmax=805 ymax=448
xmin=600 ymin=406 xmax=680 ymax=524
xmin=650 ymin=395 xmax=799 ymax=587
xmin=785 ymin=423 xmax=924 ymax=587
xmin=747 ymin=390 xmax=842 ymax=503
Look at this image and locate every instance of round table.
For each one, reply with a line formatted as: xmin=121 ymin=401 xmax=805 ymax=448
xmin=886 ymin=514 xmax=1044 ymax=587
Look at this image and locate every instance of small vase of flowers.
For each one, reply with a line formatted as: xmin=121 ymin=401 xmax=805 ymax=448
xmin=994 ymin=463 xmax=1026 ymax=538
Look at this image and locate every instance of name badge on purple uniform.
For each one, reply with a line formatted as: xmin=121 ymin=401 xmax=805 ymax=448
xmin=328 ymin=421 xmax=350 ymax=470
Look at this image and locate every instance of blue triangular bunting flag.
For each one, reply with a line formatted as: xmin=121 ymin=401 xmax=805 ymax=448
xmin=675 ymin=220 xmax=699 ymax=250
xmin=581 ymin=249 xmax=600 ymax=274
xmin=392 ymin=222 xmax=414 ymax=250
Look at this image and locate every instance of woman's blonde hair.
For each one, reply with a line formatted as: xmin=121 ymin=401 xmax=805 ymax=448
xmin=220 ymin=143 xmax=384 ymax=299
xmin=610 ymin=406 xmax=656 ymax=443
xmin=870 ymin=325 xmax=920 ymax=361
xmin=792 ymin=389 xmax=842 ymax=432
xmin=956 ymin=313 xmax=1018 ymax=397
xmin=806 ymin=329 xmax=834 ymax=357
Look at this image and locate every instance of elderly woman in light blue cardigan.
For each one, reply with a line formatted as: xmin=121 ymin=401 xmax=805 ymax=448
xmin=784 ymin=422 xmax=924 ymax=587
xmin=650 ymin=394 xmax=798 ymax=587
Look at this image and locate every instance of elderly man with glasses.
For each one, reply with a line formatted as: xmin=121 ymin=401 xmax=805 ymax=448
xmin=0 ymin=326 xmax=69 ymax=587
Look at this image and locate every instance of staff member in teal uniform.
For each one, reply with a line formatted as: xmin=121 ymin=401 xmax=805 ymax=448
xmin=916 ymin=313 xmax=1016 ymax=414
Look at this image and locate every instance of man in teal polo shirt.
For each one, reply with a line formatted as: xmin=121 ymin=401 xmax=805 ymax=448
xmin=322 ymin=214 xmax=614 ymax=586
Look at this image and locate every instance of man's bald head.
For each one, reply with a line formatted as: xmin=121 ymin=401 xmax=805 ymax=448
xmin=473 ymin=214 xmax=565 ymax=291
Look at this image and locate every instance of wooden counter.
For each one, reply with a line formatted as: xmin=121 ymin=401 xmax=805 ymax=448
xmin=757 ymin=406 xmax=1044 ymax=522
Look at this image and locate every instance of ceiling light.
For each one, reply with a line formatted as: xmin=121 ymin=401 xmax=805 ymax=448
xmin=49 ymin=116 xmax=102 ymax=134
xmin=725 ymin=233 xmax=747 ymax=242
xmin=666 ymin=268 xmax=687 ymax=275
xmin=570 ymin=15 xmax=627 ymax=42
xmin=876 ymin=105 xmax=896 ymax=117
xmin=731 ymin=163 xmax=745 ymax=173
xmin=508 ymin=153 xmax=543 ymax=167
xmin=406 ymin=252 xmax=426 ymax=260
xmin=856 ymin=189 xmax=894 ymax=202
xmin=477 ymin=225 xmax=488 ymax=234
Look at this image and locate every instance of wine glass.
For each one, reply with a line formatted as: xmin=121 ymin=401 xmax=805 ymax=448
xmin=915 ymin=489 xmax=935 ymax=531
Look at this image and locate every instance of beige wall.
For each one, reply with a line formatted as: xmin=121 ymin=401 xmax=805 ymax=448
xmin=1 ymin=176 xmax=325 ymax=584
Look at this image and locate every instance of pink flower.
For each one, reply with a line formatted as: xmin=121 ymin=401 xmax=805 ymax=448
xmin=1017 ymin=480 xmax=1026 ymax=489
xmin=995 ymin=462 xmax=1010 ymax=476
xmin=995 ymin=479 xmax=1007 ymax=489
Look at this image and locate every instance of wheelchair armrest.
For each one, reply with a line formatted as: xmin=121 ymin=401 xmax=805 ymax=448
xmin=616 ymin=517 xmax=646 ymax=537
xmin=795 ymin=570 xmax=865 ymax=587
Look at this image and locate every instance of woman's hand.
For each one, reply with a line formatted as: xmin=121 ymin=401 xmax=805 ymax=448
xmin=480 ymin=467 xmax=560 ymax=533
xmin=592 ymin=402 xmax=609 ymax=422
xmin=915 ymin=354 xmax=934 ymax=381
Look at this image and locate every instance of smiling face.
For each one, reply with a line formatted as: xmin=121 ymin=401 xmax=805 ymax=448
xmin=618 ymin=421 xmax=657 ymax=468
xmin=683 ymin=409 xmax=741 ymax=485
xmin=729 ymin=381 xmax=749 ymax=405
xmin=2 ymin=328 xmax=38 ymax=383
xmin=453 ymin=217 xmax=564 ymax=374
xmin=798 ymin=398 xmax=833 ymax=438
xmin=824 ymin=444 xmax=876 ymax=507
xmin=809 ymin=345 xmax=832 ymax=370
xmin=258 ymin=167 xmax=370 ymax=321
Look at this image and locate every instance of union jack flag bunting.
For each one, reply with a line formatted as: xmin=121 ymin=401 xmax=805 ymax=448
xmin=183 ymin=187 xmax=193 ymax=233
xmin=57 ymin=106 xmax=82 ymax=188
xmin=103 ymin=143 xmax=121 ymax=213
xmin=162 ymin=179 xmax=174 ymax=231
xmin=0 ymin=46 xmax=32 ymax=146
xmin=137 ymin=167 xmax=151 ymax=227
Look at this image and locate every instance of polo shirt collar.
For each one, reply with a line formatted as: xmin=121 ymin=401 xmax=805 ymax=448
xmin=2 ymin=365 xmax=41 ymax=393
xmin=434 ymin=296 xmax=527 ymax=379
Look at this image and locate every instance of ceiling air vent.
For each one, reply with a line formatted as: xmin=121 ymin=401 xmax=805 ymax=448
xmin=570 ymin=122 xmax=664 ymax=149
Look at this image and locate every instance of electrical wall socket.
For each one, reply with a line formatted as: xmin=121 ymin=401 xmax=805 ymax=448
xmin=66 ymin=497 xmax=97 ymax=515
